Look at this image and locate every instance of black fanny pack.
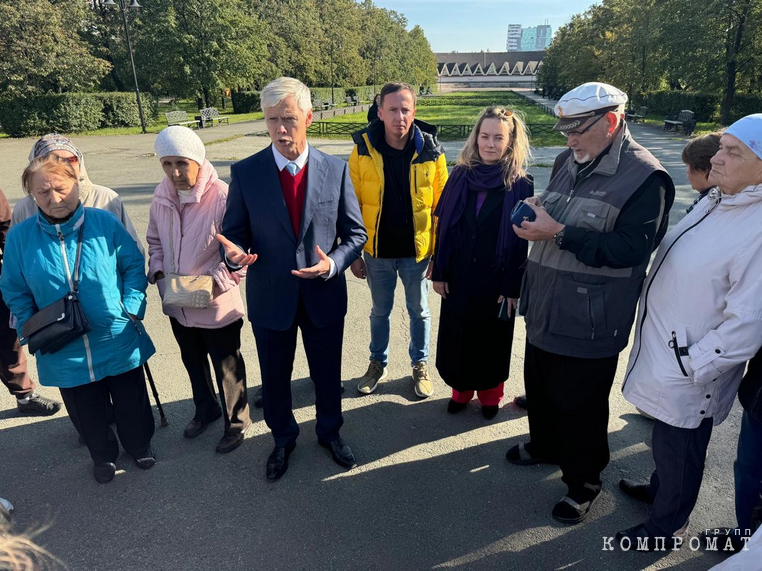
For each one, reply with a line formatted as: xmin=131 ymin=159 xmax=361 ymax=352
xmin=21 ymin=225 xmax=91 ymax=355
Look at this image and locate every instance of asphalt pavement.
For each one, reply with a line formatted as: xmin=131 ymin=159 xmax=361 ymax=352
xmin=0 ymin=119 xmax=738 ymax=571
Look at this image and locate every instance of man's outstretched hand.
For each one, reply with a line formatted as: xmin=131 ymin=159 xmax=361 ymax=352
xmin=215 ymin=234 xmax=258 ymax=266
xmin=292 ymin=245 xmax=331 ymax=279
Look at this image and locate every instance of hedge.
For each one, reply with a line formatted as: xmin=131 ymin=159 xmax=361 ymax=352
xmin=310 ymin=85 xmax=377 ymax=103
xmin=640 ymin=91 xmax=720 ymax=122
xmin=730 ymin=94 xmax=762 ymax=124
xmin=99 ymin=92 xmax=158 ymax=128
xmin=0 ymin=92 xmax=158 ymax=137
xmin=231 ymin=90 xmax=261 ymax=114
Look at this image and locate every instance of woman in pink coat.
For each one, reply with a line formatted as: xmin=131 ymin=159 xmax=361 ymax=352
xmin=147 ymin=126 xmax=250 ymax=453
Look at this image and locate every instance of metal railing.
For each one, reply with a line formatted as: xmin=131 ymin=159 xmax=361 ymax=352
xmin=307 ymin=121 xmax=557 ymax=138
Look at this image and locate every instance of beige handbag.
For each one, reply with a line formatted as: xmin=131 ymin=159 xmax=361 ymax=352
xmin=162 ymin=215 xmax=213 ymax=309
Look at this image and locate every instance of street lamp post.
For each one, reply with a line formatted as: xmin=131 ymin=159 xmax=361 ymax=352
xmin=103 ymin=0 xmax=147 ymax=134
xmin=330 ymin=41 xmax=335 ymax=106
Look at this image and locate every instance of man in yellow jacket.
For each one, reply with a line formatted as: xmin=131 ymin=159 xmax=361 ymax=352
xmin=348 ymin=82 xmax=448 ymax=398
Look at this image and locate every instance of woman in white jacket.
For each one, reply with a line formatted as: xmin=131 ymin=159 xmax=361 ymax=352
xmin=616 ymin=114 xmax=762 ymax=550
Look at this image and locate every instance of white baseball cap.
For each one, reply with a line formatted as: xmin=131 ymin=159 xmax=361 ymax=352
xmin=553 ymin=82 xmax=628 ymax=132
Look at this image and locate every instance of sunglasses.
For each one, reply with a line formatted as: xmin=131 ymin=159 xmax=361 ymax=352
xmin=561 ymin=113 xmax=605 ymax=138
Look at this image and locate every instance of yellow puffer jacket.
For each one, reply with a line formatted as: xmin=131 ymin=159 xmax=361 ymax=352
xmin=349 ymin=119 xmax=449 ymax=262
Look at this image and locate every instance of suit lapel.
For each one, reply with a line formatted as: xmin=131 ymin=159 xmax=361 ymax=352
xmin=300 ymin=149 xmax=328 ymax=243
xmin=261 ymin=146 xmax=297 ymax=244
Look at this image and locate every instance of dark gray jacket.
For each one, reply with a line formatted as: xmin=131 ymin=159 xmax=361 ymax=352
xmin=740 ymin=348 xmax=762 ymax=423
xmin=520 ymin=125 xmax=675 ymax=358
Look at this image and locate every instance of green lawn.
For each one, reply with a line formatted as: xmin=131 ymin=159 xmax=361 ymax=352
xmin=311 ymin=91 xmax=566 ymax=146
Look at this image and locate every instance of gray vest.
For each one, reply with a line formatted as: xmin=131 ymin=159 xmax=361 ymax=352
xmin=520 ymin=125 xmax=671 ymax=358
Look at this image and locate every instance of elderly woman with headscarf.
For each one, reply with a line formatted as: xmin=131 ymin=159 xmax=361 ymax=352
xmin=12 ymin=133 xmax=143 ymax=255
xmin=0 ymin=154 xmax=156 ymax=484
xmin=616 ymin=114 xmax=762 ymax=550
xmin=147 ymin=126 xmax=250 ymax=454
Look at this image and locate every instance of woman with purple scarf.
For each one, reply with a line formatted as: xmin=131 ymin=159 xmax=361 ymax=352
xmin=432 ymin=106 xmax=533 ymax=419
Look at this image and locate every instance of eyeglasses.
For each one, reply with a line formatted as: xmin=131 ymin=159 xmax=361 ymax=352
xmin=54 ymin=155 xmax=79 ymax=166
xmin=494 ymin=108 xmax=514 ymax=118
xmin=561 ymin=113 xmax=605 ymax=138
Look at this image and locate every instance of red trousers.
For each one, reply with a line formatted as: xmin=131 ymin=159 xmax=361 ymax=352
xmin=452 ymin=383 xmax=504 ymax=406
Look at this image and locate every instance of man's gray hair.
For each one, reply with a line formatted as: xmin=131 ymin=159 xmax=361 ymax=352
xmin=261 ymin=77 xmax=312 ymax=114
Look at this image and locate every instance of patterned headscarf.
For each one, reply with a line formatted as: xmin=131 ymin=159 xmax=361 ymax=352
xmin=27 ymin=133 xmax=94 ymax=200
xmin=726 ymin=114 xmax=762 ymax=161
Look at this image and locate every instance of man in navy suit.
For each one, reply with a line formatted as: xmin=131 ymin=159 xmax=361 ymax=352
xmin=217 ymin=77 xmax=367 ymax=481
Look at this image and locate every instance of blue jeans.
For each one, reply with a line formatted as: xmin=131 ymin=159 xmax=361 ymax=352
xmin=364 ymin=253 xmax=430 ymax=367
xmin=735 ymin=410 xmax=762 ymax=536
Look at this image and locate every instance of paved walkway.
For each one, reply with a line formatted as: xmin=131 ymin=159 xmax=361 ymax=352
xmin=0 ymin=111 xmax=733 ymax=571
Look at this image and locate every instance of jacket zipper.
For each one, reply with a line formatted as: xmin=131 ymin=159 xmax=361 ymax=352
xmin=588 ymin=297 xmax=595 ymax=340
xmin=56 ymin=224 xmax=96 ymax=383
xmin=670 ymin=331 xmax=689 ymax=377
xmin=622 ymin=198 xmax=720 ymax=391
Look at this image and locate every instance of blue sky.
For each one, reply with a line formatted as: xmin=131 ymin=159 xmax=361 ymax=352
xmin=372 ymin=0 xmax=597 ymax=52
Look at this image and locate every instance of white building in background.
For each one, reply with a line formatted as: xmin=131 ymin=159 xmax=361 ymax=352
xmin=506 ymin=24 xmax=522 ymax=51
xmin=506 ymin=23 xmax=552 ymax=51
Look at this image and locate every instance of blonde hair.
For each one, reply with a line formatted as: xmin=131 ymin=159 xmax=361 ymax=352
xmin=458 ymin=106 xmax=532 ymax=186
xmin=260 ymin=77 xmax=312 ymax=114
xmin=21 ymin=155 xmax=78 ymax=196
xmin=0 ymin=521 xmax=60 ymax=570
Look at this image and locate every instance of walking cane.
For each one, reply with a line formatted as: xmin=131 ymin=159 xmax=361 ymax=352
xmin=144 ymin=362 xmax=169 ymax=427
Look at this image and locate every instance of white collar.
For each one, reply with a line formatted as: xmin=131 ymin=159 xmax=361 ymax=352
xmin=272 ymin=144 xmax=309 ymax=173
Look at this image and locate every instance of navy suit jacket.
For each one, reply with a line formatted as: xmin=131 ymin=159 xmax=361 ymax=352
xmin=222 ymin=145 xmax=367 ymax=331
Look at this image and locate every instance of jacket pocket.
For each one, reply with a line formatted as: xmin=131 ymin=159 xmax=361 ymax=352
xmin=668 ymin=324 xmax=690 ymax=377
xmin=548 ymin=275 xmax=608 ymax=340
xmin=577 ymin=202 xmax=612 ymax=232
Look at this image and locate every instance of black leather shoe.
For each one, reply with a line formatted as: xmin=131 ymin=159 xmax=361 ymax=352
xmin=482 ymin=405 xmax=499 ymax=420
xmin=266 ymin=443 xmax=296 ymax=481
xmin=216 ymin=432 xmax=244 ymax=454
xmin=183 ymin=411 xmax=222 ymax=439
xmin=253 ymin=388 xmax=264 ymax=409
xmin=93 ymin=462 xmax=116 ymax=484
xmin=515 ymin=395 xmax=528 ymax=410
xmin=615 ymin=523 xmax=680 ymax=551
xmin=447 ymin=400 xmax=467 ymax=414
xmin=134 ymin=448 xmax=156 ymax=470
xmin=619 ymin=479 xmax=654 ymax=504
xmin=318 ymin=438 xmax=357 ymax=469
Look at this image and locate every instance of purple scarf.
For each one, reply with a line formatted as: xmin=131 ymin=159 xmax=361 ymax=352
xmin=434 ymin=163 xmax=525 ymax=274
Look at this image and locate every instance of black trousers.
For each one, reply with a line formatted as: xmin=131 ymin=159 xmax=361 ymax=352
xmin=524 ymin=342 xmax=618 ymax=490
xmin=646 ymin=417 xmax=714 ymax=536
xmin=59 ymin=366 xmax=155 ymax=464
xmin=0 ymin=289 xmax=33 ymax=397
xmin=170 ymin=318 xmax=250 ymax=436
xmin=253 ymin=298 xmax=344 ymax=448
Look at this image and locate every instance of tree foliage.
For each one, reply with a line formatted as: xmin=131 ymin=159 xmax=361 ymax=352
xmin=3 ymin=0 xmax=438 ymax=104
xmin=537 ymin=0 xmax=762 ymax=124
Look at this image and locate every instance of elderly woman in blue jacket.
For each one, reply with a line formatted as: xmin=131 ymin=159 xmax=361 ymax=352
xmin=0 ymin=154 xmax=156 ymax=484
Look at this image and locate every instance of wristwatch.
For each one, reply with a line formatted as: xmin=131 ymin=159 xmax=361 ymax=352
xmin=553 ymin=228 xmax=565 ymax=248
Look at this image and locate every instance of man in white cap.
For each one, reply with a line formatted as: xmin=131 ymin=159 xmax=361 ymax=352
xmin=506 ymin=82 xmax=675 ymax=524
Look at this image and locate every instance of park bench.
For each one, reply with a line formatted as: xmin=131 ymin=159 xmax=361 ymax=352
xmin=313 ymin=99 xmax=330 ymax=111
xmin=164 ymin=110 xmax=199 ymax=129
xmin=664 ymin=110 xmax=696 ymax=136
xmin=200 ymin=107 xmax=229 ymax=127
xmin=625 ymin=106 xmax=648 ymax=123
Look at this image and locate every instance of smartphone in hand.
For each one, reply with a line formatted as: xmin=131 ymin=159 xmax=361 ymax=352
xmin=510 ymin=200 xmax=537 ymax=227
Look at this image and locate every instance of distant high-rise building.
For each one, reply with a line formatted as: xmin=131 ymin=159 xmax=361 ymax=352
xmin=506 ymin=24 xmax=522 ymax=51
xmin=506 ymin=23 xmax=552 ymax=51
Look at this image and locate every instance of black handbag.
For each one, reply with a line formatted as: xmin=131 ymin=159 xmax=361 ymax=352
xmin=21 ymin=225 xmax=91 ymax=355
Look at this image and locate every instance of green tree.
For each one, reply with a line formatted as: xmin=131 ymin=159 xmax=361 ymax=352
xmin=0 ymin=0 xmax=110 ymax=96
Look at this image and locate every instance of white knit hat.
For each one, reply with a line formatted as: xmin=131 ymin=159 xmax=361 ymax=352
xmin=154 ymin=125 xmax=206 ymax=165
